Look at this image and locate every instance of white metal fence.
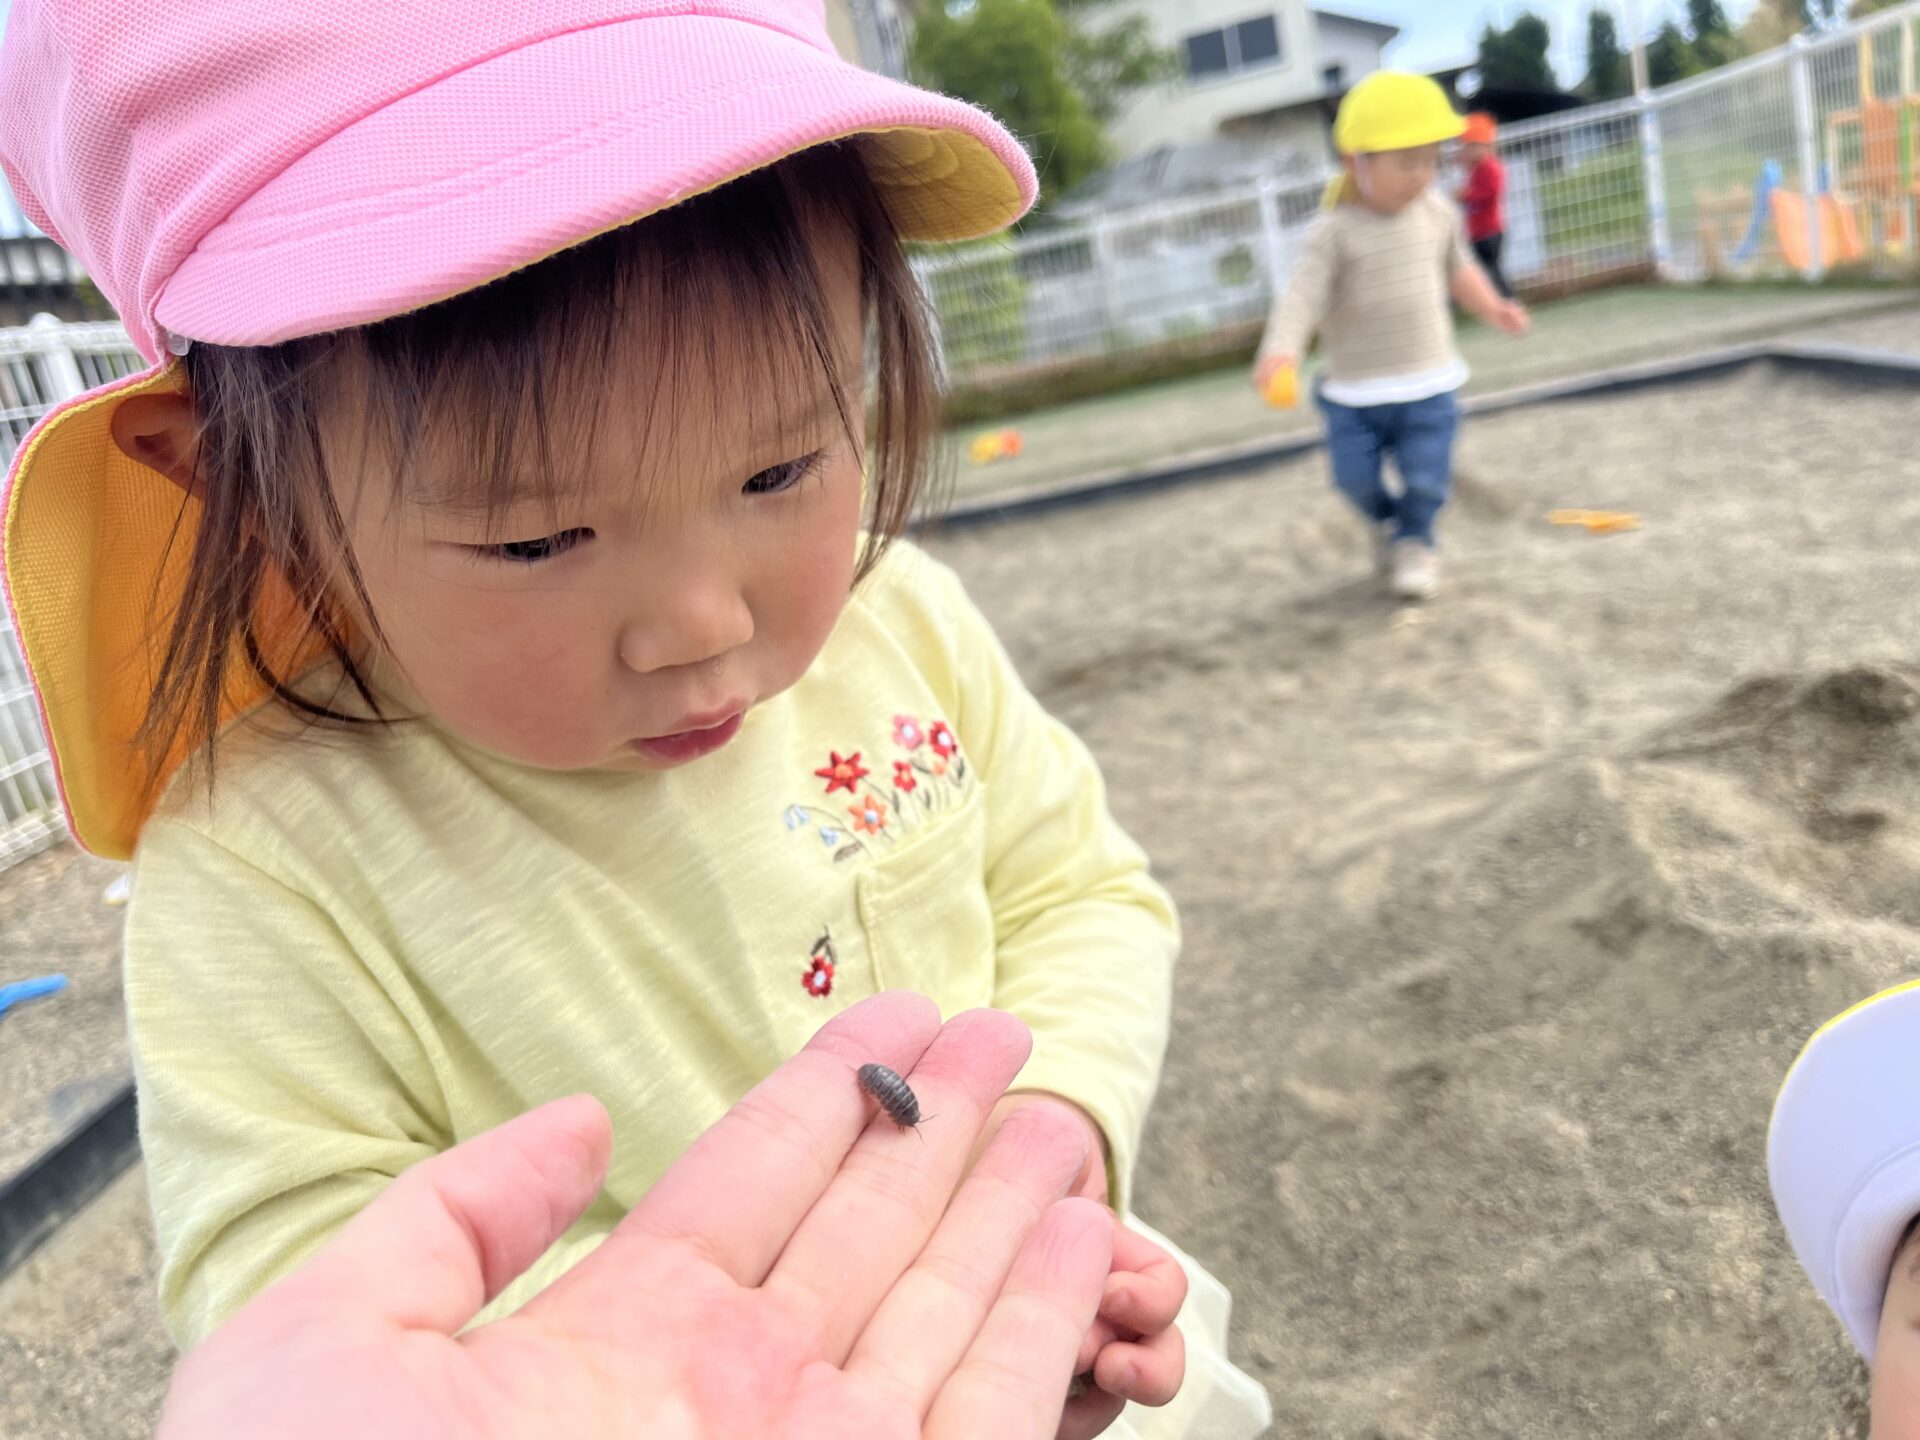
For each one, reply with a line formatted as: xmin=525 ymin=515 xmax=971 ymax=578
xmin=917 ymin=1 xmax=1920 ymax=392
xmin=1 ymin=5 xmax=1918 ymax=871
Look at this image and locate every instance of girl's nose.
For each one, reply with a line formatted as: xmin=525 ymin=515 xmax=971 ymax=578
xmin=617 ymin=585 xmax=755 ymax=675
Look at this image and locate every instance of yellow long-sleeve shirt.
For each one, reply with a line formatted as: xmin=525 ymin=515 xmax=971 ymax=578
xmin=125 ymin=543 xmax=1177 ymax=1348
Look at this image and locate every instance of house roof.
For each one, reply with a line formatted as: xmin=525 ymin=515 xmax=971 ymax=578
xmin=1310 ymin=6 xmax=1401 ymax=40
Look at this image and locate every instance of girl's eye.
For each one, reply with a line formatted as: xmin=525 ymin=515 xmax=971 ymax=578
xmin=471 ymin=527 xmax=593 ymax=563
xmin=744 ymin=452 xmax=823 ymax=496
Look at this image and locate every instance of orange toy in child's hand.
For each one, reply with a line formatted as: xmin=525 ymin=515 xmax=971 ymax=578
xmin=1263 ymin=364 xmax=1299 ymax=409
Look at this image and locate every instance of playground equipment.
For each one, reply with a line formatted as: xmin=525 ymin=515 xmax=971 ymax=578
xmin=1699 ymin=158 xmax=1863 ymax=276
xmin=1823 ymin=22 xmax=1920 ymax=259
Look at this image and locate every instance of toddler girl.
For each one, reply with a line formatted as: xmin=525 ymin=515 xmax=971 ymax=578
xmin=0 ymin=1 xmax=1267 ymax=1434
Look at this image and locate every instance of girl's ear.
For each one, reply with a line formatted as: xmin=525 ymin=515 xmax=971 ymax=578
xmin=110 ymin=391 xmax=203 ymax=499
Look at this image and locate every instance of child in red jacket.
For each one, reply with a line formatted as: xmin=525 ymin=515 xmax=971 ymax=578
xmin=1457 ymin=113 xmax=1512 ymax=298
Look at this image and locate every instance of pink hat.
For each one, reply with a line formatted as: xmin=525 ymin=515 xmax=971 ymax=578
xmin=0 ymin=0 xmax=1036 ymax=860
xmin=0 ymin=0 xmax=1036 ymax=362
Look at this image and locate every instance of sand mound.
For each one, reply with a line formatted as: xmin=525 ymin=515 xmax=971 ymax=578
xmin=1218 ymin=663 xmax=1920 ymax=1436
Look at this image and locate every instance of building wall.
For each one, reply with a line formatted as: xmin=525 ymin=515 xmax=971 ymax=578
xmin=1312 ymin=13 xmax=1392 ymax=96
xmin=1099 ymin=0 xmax=1319 ymax=157
xmin=822 ymin=0 xmax=860 ymax=63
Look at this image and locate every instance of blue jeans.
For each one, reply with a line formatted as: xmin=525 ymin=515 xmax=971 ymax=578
xmin=1316 ymin=389 xmax=1460 ymax=546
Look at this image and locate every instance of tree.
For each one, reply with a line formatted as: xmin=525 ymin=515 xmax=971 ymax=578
xmin=1647 ymin=20 xmax=1703 ymax=87
xmin=1743 ymin=0 xmax=1842 ymax=45
xmin=1476 ymin=12 xmax=1556 ymax=93
xmin=1583 ymin=8 xmax=1630 ymax=99
xmin=1849 ymin=0 xmax=1907 ymax=15
xmin=1686 ymin=0 xmax=1740 ymax=68
xmin=909 ymin=0 xmax=1107 ymax=203
xmin=1053 ymin=0 xmax=1180 ymax=127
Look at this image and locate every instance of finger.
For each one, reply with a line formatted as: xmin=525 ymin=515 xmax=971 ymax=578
xmin=1058 ymin=1386 xmax=1127 ymax=1440
xmin=1074 ymin=1317 xmax=1120 ymax=1375
xmin=847 ymin=1101 xmax=1090 ymax=1413
xmin=926 ymin=1197 xmax=1114 ymax=1440
xmin=248 ymin=1095 xmax=611 ymax=1334
xmin=1099 ymin=1230 xmax=1188 ymax=1335
xmin=617 ymin=991 xmax=942 ymax=1285
xmin=1092 ymin=1324 xmax=1186 ymax=1409
xmin=766 ymin=1006 xmax=1034 ymax=1360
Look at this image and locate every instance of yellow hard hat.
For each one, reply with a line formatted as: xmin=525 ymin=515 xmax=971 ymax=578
xmin=1333 ymin=71 xmax=1466 ymax=156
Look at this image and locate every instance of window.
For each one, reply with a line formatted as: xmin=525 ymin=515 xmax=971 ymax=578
xmin=1185 ymin=29 xmax=1230 ymax=78
xmin=1183 ymin=14 xmax=1284 ymax=81
xmin=1323 ymin=62 xmax=1346 ymax=92
xmin=1236 ymin=16 xmax=1281 ymax=66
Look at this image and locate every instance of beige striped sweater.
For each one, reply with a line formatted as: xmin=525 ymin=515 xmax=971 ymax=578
xmin=1259 ymin=189 xmax=1471 ymax=388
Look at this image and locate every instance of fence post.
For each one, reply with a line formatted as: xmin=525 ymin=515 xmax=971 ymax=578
xmin=1789 ymin=33 xmax=1826 ymax=283
xmin=1088 ymin=215 xmax=1123 ymax=352
xmin=1635 ymin=96 xmax=1673 ymax=280
xmin=1256 ymin=174 xmax=1289 ymax=293
xmin=27 ymin=311 xmax=86 ymax=401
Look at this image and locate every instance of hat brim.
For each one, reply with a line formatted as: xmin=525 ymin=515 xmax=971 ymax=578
xmin=1768 ymin=979 xmax=1920 ymax=1358
xmin=157 ymin=12 xmax=1035 ymax=347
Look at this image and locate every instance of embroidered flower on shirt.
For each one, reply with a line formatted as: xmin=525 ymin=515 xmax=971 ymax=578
xmin=816 ymin=751 xmax=869 ymax=794
xmin=802 ymin=930 xmax=837 ymax=998
xmin=928 ymin=721 xmax=958 ymax=759
xmin=783 ymin=714 xmax=972 ymax=864
xmin=849 ymin=795 xmax=889 ymax=835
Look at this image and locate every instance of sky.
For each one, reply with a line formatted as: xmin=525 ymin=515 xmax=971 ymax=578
xmin=1362 ymin=0 xmax=1764 ymax=85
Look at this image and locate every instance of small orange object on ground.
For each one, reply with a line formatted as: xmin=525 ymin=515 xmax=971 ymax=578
xmin=1548 ymin=508 xmax=1641 ymax=535
xmin=969 ymin=428 xmax=1024 ymax=465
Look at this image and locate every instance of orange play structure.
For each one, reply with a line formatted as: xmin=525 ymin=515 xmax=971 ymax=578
xmin=1770 ymin=187 xmax=1864 ymax=270
xmin=1823 ymin=25 xmax=1920 ymax=259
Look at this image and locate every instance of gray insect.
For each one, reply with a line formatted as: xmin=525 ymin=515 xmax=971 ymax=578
xmin=857 ymin=1062 xmax=926 ymax=1130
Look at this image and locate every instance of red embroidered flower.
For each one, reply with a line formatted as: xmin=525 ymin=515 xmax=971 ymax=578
xmin=928 ymin=721 xmax=958 ymax=759
xmin=802 ymin=955 xmax=835 ymax=997
xmin=893 ymin=715 xmax=926 ymax=750
xmin=893 ymin=761 xmax=918 ymax=793
xmin=849 ymin=795 xmax=890 ymax=835
xmin=815 ymin=751 xmax=869 ymax=794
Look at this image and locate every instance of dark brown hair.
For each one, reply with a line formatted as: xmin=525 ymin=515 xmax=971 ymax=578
xmin=142 ymin=142 xmax=941 ymax=790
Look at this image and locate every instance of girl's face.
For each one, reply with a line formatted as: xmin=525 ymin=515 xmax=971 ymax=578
xmin=1351 ymin=145 xmax=1441 ymax=213
xmin=328 ymin=227 xmax=868 ymax=774
xmin=1877 ymin=1223 xmax=1920 ymax=1438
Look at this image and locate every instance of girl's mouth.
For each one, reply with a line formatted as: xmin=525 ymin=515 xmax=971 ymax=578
xmin=631 ymin=711 xmax=745 ymax=765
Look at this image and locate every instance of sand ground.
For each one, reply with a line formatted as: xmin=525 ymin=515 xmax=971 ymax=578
xmin=6 ymin=361 xmax=1919 ymax=1437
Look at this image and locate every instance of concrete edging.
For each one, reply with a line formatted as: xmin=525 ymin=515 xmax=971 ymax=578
xmin=929 ymin=340 xmax=1917 ymax=531
xmin=0 ymin=1082 xmax=136 ymax=1281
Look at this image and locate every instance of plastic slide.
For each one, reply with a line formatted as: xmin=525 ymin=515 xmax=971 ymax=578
xmin=1771 ymin=188 xmax=1863 ymax=270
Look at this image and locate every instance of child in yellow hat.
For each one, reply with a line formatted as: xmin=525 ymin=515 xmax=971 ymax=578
xmin=1255 ymin=72 xmax=1528 ymax=601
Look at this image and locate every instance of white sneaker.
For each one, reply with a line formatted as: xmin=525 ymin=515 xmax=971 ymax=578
xmin=1389 ymin=540 xmax=1440 ymax=601
xmin=1369 ymin=522 xmax=1395 ymax=576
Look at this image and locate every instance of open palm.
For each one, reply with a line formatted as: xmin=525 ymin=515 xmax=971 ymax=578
xmin=158 ymin=995 xmax=1112 ymax=1440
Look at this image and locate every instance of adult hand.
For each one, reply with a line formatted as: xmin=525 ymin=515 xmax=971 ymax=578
xmin=156 ymin=994 xmax=1113 ymax=1440
xmin=1494 ymin=299 xmax=1530 ymax=336
xmin=973 ymin=1093 xmax=1189 ymax=1439
xmin=1875 ymin=1221 xmax=1920 ymax=1440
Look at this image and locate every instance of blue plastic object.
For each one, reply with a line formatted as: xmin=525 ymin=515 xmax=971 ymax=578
xmin=1731 ymin=159 xmax=1783 ymax=265
xmin=0 ymin=974 xmax=69 ymax=1020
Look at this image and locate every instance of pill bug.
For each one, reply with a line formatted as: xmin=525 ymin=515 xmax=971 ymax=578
xmin=857 ymin=1062 xmax=924 ymax=1129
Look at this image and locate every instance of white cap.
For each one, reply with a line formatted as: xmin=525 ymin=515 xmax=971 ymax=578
xmin=1768 ymin=980 xmax=1920 ymax=1358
